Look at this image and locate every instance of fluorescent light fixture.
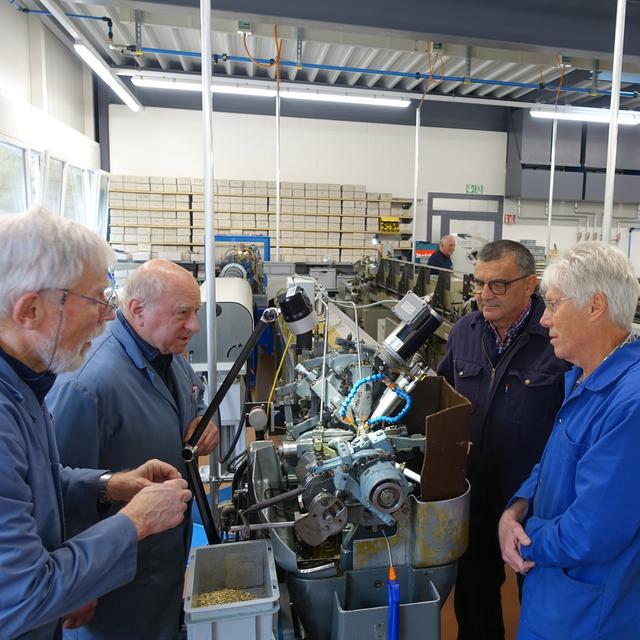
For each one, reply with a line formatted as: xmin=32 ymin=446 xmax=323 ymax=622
xmin=131 ymin=76 xmax=276 ymax=97
xmin=74 ymin=43 xmax=142 ymax=112
xmin=530 ymin=106 xmax=640 ymax=126
xmin=282 ymin=91 xmax=409 ymax=108
xmin=130 ymin=76 xmax=409 ymax=107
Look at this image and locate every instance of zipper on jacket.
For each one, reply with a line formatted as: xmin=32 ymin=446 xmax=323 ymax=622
xmin=482 ymin=332 xmax=526 ymax=392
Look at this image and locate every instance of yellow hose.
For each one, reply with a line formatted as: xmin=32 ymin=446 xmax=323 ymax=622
xmin=266 ymin=333 xmax=293 ymax=418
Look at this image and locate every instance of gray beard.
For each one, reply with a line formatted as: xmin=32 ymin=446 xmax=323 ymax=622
xmin=33 ymin=323 xmax=106 ymax=374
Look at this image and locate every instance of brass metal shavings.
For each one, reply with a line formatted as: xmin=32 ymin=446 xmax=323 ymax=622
xmin=195 ymin=588 xmax=254 ymax=607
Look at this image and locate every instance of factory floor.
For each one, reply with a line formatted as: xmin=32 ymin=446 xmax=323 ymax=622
xmin=254 ymin=349 xmax=522 ymax=639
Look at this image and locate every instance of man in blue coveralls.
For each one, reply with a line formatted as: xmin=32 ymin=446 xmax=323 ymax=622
xmin=438 ymin=240 xmax=568 ymax=639
xmin=0 ymin=208 xmax=192 ymax=640
xmin=500 ymin=242 xmax=640 ymax=639
xmin=48 ymin=259 xmax=219 ymax=640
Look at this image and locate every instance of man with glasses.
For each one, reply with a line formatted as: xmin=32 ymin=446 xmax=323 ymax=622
xmin=438 ymin=239 xmax=568 ymax=640
xmin=48 ymin=259 xmax=219 ymax=640
xmin=500 ymin=242 xmax=640 ymax=639
xmin=0 ymin=208 xmax=192 ymax=639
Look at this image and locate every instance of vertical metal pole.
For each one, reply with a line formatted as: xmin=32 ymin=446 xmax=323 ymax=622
xmin=200 ymin=0 xmax=218 ymax=419
xmin=603 ymin=0 xmax=627 ymax=243
xmin=275 ymin=92 xmax=281 ymax=261
xmin=412 ymin=106 xmax=420 ymax=261
xmin=545 ymin=118 xmax=558 ymax=257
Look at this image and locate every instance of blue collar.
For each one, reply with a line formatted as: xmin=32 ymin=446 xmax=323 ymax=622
xmin=567 ymin=336 xmax=640 ymax=394
xmin=117 ymin=311 xmax=161 ymax=363
xmin=0 ymin=345 xmax=56 ymax=404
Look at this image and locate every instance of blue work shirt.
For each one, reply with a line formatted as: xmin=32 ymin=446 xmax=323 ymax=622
xmin=47 ymin=316 xmax=205 ymax=640
xmin=512 ymin=338 xmax=640 ymax=639
xmin=0 ymin=356 xmax=137 ymax=640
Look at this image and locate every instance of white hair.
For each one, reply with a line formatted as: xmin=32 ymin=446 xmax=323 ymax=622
xmin=541 ymin=241 xmax=640 ymax=331
xmin=0 ymin=207 xmax=115 ymax=319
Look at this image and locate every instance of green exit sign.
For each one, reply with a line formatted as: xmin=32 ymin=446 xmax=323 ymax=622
xmin=465 ymin=184 xmax=484 ymax=194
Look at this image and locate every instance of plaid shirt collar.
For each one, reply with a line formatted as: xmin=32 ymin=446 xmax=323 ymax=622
xmin=485 ymin=298 xmax=532 ymax=354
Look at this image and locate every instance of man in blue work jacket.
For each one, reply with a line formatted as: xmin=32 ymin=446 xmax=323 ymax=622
xmin=438 ymin=240 xmax=568 ymax=640
xmin=0 ymin=208 xmax=191 ymax=640
xmin=48 ymin=259 xmax=219 ymax=640
xmin=500 ymin=242 xmax=640 ymax=639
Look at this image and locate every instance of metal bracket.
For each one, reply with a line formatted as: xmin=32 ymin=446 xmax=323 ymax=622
xmin=464 ymin=46 xmax=472 ymax=84
xmin=591 ymin=59 xmax=600 ymax=96
xmin=296 ymin=28 xmax=303 ymax=69
xmin=134 ymin=10 xmax=142 ymax=52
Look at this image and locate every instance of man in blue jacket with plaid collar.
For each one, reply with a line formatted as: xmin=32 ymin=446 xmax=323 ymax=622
xmin=500 ymin=242 xmax=640 ymax=639
xmin=438 ymin=239 xmax=568 ymax=639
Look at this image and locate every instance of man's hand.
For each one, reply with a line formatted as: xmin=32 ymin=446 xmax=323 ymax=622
xmin=62 ymin=599 xmax=97 ymax=629
xmin=106 ymin=459 xmax=182 ymax=502
xmin=119 ymin=478 xmax=191 ymax=541
xmin=499 ymin=498 xmax=536 ymax=575
xmin=185 ymin=417 xmax=220 ymax=457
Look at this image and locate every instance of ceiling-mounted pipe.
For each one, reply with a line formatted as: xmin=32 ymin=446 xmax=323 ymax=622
xmin=602 ymin=0 xmax=627 ymax=243
xmin=545 ymin=118 xmax=558 ymax=258
xmin=412 ymin=106 xmax=420 ymax=262
xmin=275 ymin=92 xmax=281 ymax=261
xmin=8 ymin=1 xmax=115 ymax=39
xmin=135 ymin=46 xmax=637 ymax=100
xmin=200 ymin=0 xmax=218 ymax=421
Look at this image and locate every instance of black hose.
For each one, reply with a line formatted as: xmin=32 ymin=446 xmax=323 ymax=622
xmin=219 ymin=377 xmax=251 ymax=464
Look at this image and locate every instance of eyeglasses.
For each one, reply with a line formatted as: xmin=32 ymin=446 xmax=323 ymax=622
xmin=470 ymin=273 xmax=530 ymax=296
xmin=51 ymin=287 xmax=118 ymax=313
xmin=543 ymin=296 xmax=571 ymax=314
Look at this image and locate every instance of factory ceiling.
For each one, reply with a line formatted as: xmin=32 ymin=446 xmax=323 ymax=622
xmin=22 ymin=0 xmax=640 ymax=110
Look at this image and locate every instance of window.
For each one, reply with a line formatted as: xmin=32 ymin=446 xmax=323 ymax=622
xmin=95 ymin=172 xmax=110 ymax=238
xmin=45 ymin=157 xmax=64 ymax=213
xmin=29 ymin=150 xmax=43 ymax=206
xmin=0 ymin=141 xmax=28 ymax=214
xmin=63 ymin=164 xmax=85 ymax=224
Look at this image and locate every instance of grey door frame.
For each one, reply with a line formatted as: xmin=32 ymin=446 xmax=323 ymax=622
xmin=427 ymin=192 xmax=504 ymax=243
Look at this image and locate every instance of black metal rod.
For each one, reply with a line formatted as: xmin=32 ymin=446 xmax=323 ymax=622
xmin=185 ymin=458 xmax=221 ymax=545
xmin=243 ymin=485 xmax=305 ymax=515
xmin=183 ymin=308 xmax=278 ymax=457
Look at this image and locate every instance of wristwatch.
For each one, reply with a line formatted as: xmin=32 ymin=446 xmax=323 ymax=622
xmin=97 ymin=472 xmax=113 ymax=503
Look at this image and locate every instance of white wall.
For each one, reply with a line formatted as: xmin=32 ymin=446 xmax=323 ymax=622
xmin=43 ymin=28 xmax=87 ymax=134
xmin=0 ymin=2 xmax=96 ymax=162
xmin=109 ymin=105 xmax=508 ymax=241
xmin=109 ymin=104 xmax=639 ymax=255
xmin=0 ymin=1 xmax=31 ymax=105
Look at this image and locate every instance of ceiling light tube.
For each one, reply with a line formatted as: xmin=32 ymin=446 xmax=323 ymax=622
xmin=130 ymin=76 xmax=409 ymax=107
xmin=282 ymin=91 xmax=410 ymax=108
xmin=131 ymin=76 xmax=276 ymax=97
xmin=74 ymin=43 xmax=142 ymax=112
xmin=530 ymin=106 xmax=640 ymax=126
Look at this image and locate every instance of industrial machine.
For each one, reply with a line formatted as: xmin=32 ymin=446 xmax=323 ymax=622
xmin=186 ymin=280 xmax=472 ymax=639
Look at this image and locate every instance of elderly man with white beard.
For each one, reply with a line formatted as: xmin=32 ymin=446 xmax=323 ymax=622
xmin=0 ymin=208 xmax=191 ymax=640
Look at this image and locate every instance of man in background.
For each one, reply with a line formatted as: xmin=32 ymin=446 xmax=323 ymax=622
xmin=438 ymin=240 xmax=568 ymax=639
xmin=0 ymin=208 xmax=190 ymax=639
xmin=49 ymin=260 xmax=219 ymax=640
xmin=427 ymin=234 xmax=456 ymax=272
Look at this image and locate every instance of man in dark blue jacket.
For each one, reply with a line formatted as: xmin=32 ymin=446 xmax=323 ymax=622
xmin=438 ymin=239 xmax=568 ymax=640
xmin=427 ymin=235 xmax=456 ymax=273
